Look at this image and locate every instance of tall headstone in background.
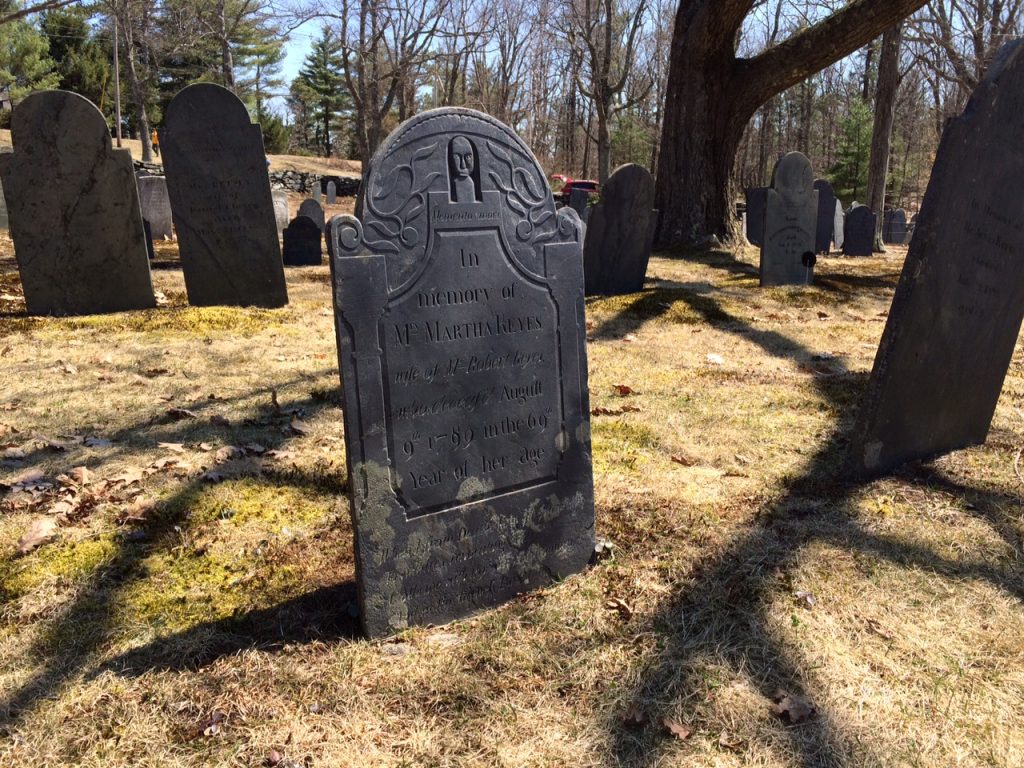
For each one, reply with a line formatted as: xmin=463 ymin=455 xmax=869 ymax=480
xmin=272 ymin=190 xmax=289 ymax=235
xmin=843 ymin=206 xmax=875 ymax=256
xmin=583 ymin=163 xmax=655 ymax=296
xmin=833 ymin=199 xmax=845 ymax=252
xmin=330 ymin=107 xmax=595 ymax=638
xmin=848 ymin=40 xmax=1024 ymax=477
xmin=883 ymin=208 xmax=908 ymax=245
xmin=569 ymin=187 xmax=589 ymax=220
xmin=137 ymin=176 xmax=174 ymax=240
xmin=760 ymin=152 xmax=818 ymax=286
xmin=298 ymin=198 xmax=325 ymax=231
xmin=745 ymin=187 xmax=767 ymax=247
xmin=326 ymin=180 xmax=337 ymax=204
xmin=312 ymin=178 xmax=321 ymax=203
xmin=0 ymin=90 xmax=155 ymax=315
xmin=813 ymin=179 xmax=836 ymax=253
xmin=282 ymin=215 xmax=322 ymax=266
xmin=162 ymin=83 xmax=287 ymax=308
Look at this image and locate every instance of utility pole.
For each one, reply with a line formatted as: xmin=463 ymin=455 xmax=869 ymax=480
xmin=113 ymin=13 xmax=122 ymax=148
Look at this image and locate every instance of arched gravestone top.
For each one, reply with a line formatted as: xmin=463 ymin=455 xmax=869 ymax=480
xmin=329 ymin=107 xmax=594 ymax=637
xmin=843 ymin=205 xmax=875 ymax=256
xmin=0 ymin=90 xmax=154 ymax=315
xmin=848 ymin=39 xmax=1024 ymax=477
xmin=813 ymin=179 xmax=836 ymax=254
xmin=272 ymin=190 xmax=289 ymax=234
xmin=761 ymin=151 xmax=817 ymax=286
xmin=583 ymin=163 xmax=655 ymax=296
xmin=138 ymin=176 xmax=174 ymax=240
xmin=298 ymin=198 xmax=325 ymax=231
xmin=162 ymin=83 xmax=287 ymax=308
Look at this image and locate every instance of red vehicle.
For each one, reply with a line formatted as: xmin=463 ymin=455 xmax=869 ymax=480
xmin=557 ymin=178 xmax=599 ymax=205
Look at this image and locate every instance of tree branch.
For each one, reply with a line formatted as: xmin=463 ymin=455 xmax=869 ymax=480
xmin=0 ymin=0 xmax=78 ymax=25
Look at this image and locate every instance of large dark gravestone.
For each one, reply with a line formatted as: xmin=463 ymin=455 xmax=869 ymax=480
xmin=883 ymin=208 xmax=908 ymax=245
xmin=842 ymin=206 xmax=875 ymax=256
xmin=298 ymin=198 xmax=325 ymax=231
xmin=848 ymin=41 xmax=1024 ymax=477
xmin=813 ymin=179 xmax=836 ymax=253
xmin=162 ymin=83 xmax=287 ymax=308
xmin=760 ymin=152 xmax=818 ymax=286
xmin=329 ymin=108 xmax=595 ymax=637
xmin=745 ymin=187 xmax=767 ymax=247
xmin=833 ymin=199 xmax=845 ymax=252
xmin=0 ymin=91 xmax=155 ymax=316
xmin=568 ymin=187 xmax=589 ymax=220
xmin=137 ymin=176 xmax=173 ymax=240
xmin=283 ymin=216 xmax=322 ymax=266
xmin=583 ymin=163 xmax=655 ymax=296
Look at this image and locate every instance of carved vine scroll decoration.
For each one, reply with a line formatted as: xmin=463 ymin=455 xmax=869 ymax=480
xmin=486 ymin=141 xmax=556 ymax=245
xmin=363 ymin=142 xmax=441 ymax=254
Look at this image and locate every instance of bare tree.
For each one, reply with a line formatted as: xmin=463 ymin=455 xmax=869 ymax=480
xmin=866 ymin=22 xmax=903 ymax=250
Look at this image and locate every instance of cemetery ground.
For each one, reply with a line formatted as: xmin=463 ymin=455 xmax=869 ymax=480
xmin=0 ymin=233 xmax=1022 ymax=767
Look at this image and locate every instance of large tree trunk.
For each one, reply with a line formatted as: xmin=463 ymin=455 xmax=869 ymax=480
xmin=654 ymin=0 xmax=928 ymax=248
xmin=866 ymin=23 xmax=902 ymax=252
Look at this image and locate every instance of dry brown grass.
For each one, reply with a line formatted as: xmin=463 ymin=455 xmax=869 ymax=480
xmin=0 ymin=237 xmax=1022 ymax=767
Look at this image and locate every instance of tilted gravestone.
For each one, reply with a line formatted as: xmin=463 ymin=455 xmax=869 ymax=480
xmin=760 ymin=152 xmax=818 ymax=286
xmin=883 ymin=208 xmax=908 ymax=245
xmin=0 ymin=90 xmax=155 ymax=315
xmin=272 ymin=190 xmax=289 ymax=235
xmin=283 ymin=216 xmax=322 ymax=266
xmin=813 ymin=179 xmax=836 ymax=253
xmin=162 ymin=83 xmax=287 ymax=308
xmin=745 ymin=187 xmax=767 ymax=247
xmin=298 ymin=198 xmax=325 ymax=231
xmin=327 ymin=180 xmax=337 ymax=204
xmin=137 ymin=176 xmax=174 ymax=240
xmin=329 ymin=107 xmax=595 ymax=637
xmin=583 ymin=163 xmax=655 ymax=296
xmin=842 ymin=206 xmax=875 ymax=256
xmin=833 ymin=199 xmax=845 ymax=252
xmin=847 ymin=40 xmax=1024 ymax=477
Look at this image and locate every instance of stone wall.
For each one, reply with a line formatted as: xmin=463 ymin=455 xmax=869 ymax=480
xmin=133 ymin=161 xmax=361 ymax=198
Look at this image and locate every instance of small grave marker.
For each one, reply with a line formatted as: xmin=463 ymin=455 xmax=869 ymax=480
xmin=760 ymin=152 xmax=818 ymax=286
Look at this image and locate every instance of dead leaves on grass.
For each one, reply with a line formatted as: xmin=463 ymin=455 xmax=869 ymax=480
xmin=591 ymin=405 xmax=641 ymax=416
xmin=16 ymin=516 xmax=58 ymax=555
xmin=769 ymin=689 xmax=816 ymax=725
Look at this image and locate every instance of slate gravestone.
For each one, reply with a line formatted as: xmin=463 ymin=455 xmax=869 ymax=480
xmin=312 ymin=179 xmax=321 ymax=203
xmin=813 ymin=179 xmax=836 ymax=253
xmin=843 ymin=206 xmax=875 ymax=256
xmin=298 ymin=198 xmax=325 ymax=231
xmin=329 ymin=107 xmax=595 ymax=638
xmin=568 ymin=187 xmax=589 ymax=219
xmin=137 ymin=176 xmax=173 ymax=240
xmin=272 ymin=190 xmax=289 ymax=235
xmin=161 ymin=83 xmax=287 ymax=308
xmin=745 ymin=187 xmax=767 ymax=247
xmin=583 ymin=163 xmax=655 ymax=296
xmin=833 ymin=199 xmax=845 ymax=252
xmin=883 ymin=208 xmax=908 ymax=245
xmin=760 ymin=152 xmax=818 ymax=286
xmin=0 ymin=90 xmax=155 ymax=316
xmin=0 ymin=176 xmax=8 ymax=230
xmin=283 ymin=216 xmax=322 ymax=266
xmin=848 ymin=41 xmax=1024 ymax=477
xmin=327 ymin=180 xmax=337 ymax=204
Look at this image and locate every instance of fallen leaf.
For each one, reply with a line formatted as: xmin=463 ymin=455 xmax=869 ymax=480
xmin=265 ymin=749 xmax=282 ymax=767
xmin=604 ymin=597 xmax=633 ymax=619
xmin=865 ymin=617 xmax=894 ymax=640
xmin=290 ymin=419 xmax=312 ymax=436
xmin=718 ymin=732 xmax=745 ymax=751
xmin=591 ymin=405 xmax=642 ymax=416
xmin=199 ymin=709 xmax=227 ymax=737
xmin=795 ymin=590 xmax=816 ymax=608
xmin=159 ymin=442 xmax=186 ymax=454
xmin=264 ymin=450 xmax=297 ymax=461
xmin=244 ymin=443 xmax=267 ymax=455
xmin=119 ymin=497 xmax=157 ymax=523
xmin=621 ymin=705 xmax=647 ymax=727
xmin=816 ymin=311 xmax=829 ymax=319
xmin=166 ymin=408 xmax=198 ymax=421
xmin=203 ymin=471 xmax=229 ymax=484
xmin=84 ymin=436 xmax=112 ymax=448
xmin=612 ymin=384 xmax=636 ymax=396
xmin=59 ymin=361 xmax=78 ymax=375
xmin=17 ymin=517 xmax=58 ymax=555
xmin=143 ymin=368 xmax=170 ymax=378
xmin=622 ymin=333 xmax=639 ymax=343
xmin=671 ymin=454 xmax=696 ymax=467
xmin=110 ymin=466 xmax=144 ymax=486
xmin=662 ymin=717 xmax=692 ymax=740
xmin=770 ymin=689 xmax=816 ymax=724
xmin=215 ymin=446 xmax=243 ymax=463
xmin=198 ymin=442 xmax=215 ymax=451
xmin=0 ymin=401 xmax=21 ymax=412
xmin=209 ymin=414 xmax=231 ymax=427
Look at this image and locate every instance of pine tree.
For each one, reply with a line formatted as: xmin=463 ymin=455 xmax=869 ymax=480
xmin=42 ymin=7 xmax=113 ymax=115
xmin=829 ymin=100 xmax=873 ymax=203
xmin=298 ymin=27 xmax=347 ymax=157
xmin=0 ymin=0 xmax=59 ymax=118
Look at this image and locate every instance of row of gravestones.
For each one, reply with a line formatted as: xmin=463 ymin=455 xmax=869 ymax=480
xmin=5 ymin=40 xmax=1024 ymax=638
xmin=0 ymin=83 xmax=343 ymax=316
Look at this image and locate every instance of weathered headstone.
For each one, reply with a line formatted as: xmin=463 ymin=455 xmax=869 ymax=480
xmin=137 ymin=176 xmax=174 ymax=240
xmin=847 ymin=41 xmax=1024 ymax=477
xmin=745 ymin=187 xmax=767 ymax=247
xmin=327 ymin=180 xmax=337 ymax=204
xmin=583 ymin=163 xmax=655 ymax=296
xmin=329 ymin=107 xmax=595 ymax=637
xmin=0 ymin=90 xmax=155 ymax=315
xmin=312 ymin=179 xmax=322 ymax=203
xmin=833 ymin=199 xmax=845 ymax=252
xmin=568 ymin=187 xmax=589 ymax=219
xmin=272 ymin=190 xmax=289 ymax=235
xmin=760 ymin=152 xmax=818 ymax=286
xmin=813 ymin=179 xmax=836 ymax=253
xmin=298 ymin=198 xmax=325 ymax=231
xmin=282 ymin=216 xmax=322 ymax=266
xmin=883 ymin=208 xmax=908 ymax=245
xmin=842 ymin=206 xmax=875 ymax=256
xmin=161 ymin=83 xmax=287 ymax=308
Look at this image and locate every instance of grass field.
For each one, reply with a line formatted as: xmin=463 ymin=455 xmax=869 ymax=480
xmin=0 ymin=234 xmax=1022 ymax=767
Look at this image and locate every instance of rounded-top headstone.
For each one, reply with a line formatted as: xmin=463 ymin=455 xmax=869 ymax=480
xmin=761 ymin=151 xmax=818 ymax=286
xmin=583 ymin=163 xmax=655 ymax=296
xmin=0 ymin=90 xmax=155 ymax=315
xmin=298 ymin=198 xmax=325 ymax=231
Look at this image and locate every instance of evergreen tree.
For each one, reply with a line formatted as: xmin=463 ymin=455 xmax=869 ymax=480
xmin=42 ymin=6 xmax=113 ymax=114
xmin=0 ymin=0 xmax=59 ymax=120
xmin=286 ymin=75 xmax=317 ymax=155
xmin=258 ymin=110 xmax=289 ymax=153
xmin=298 ymin=27 xmax=347 ymax=157
xmin=829 ymin=100 xmax=873 ymax=202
